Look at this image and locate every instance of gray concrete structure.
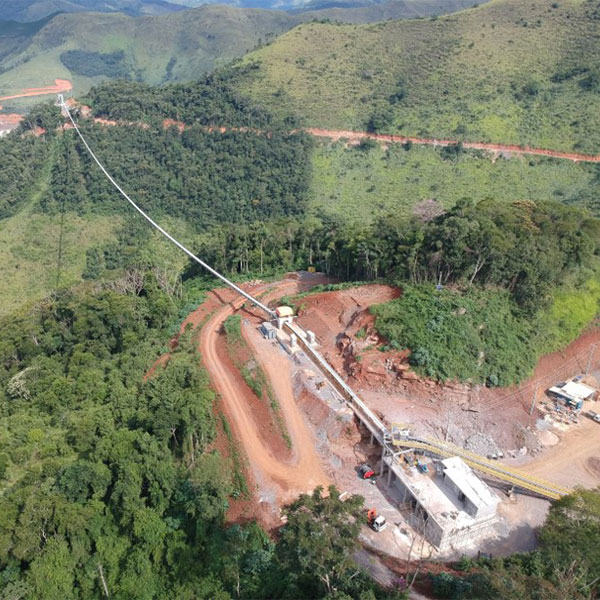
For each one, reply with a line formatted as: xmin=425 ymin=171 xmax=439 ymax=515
xmin=381 ymin=455 xmax=499 ymax=552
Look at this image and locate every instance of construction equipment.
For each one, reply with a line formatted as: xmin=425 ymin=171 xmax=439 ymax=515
xmin=391 ymin=423 xmax=411 ymax=446
xmin=359 ymin=463 xmax=375 ymax=479
xmin=367 ymin=508 xmax=387 ymax=532
xmin=416 ymin=460 xmax=429 ymax=474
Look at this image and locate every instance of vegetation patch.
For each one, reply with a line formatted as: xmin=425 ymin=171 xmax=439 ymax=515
xmin=60 ymin=49 xmax=130 ymax=78
xmin=219 ymin=413 xmax=249 ymax=499
xmin=224 ymin=314 xmax=292 ymax=448
xmin=310 ymin=141 xmax=600 ymax=224
xmin=372 ymin=284 xmax=535 ymax=386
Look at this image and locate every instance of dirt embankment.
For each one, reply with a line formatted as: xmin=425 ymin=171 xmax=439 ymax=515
xmin=147 ymin=275 xmax=332 ymax=525
xmin=294 ymin=284 xmax=600 ymax=459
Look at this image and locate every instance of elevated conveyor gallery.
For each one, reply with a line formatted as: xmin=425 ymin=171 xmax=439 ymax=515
xmin=285 ymin=321 xmax=570 ymax=501
xmin=59 ymin=94 xmax=570 ymax=505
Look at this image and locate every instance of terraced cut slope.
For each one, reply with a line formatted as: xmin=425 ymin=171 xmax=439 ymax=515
xmin=237 ymin=0 xmax=600 ymax=152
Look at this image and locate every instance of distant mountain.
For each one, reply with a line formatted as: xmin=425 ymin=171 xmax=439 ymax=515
xmin=1 ymin=0 xmax=488 ymax=18
xmin=0 ymin=0 xmax=486 ymax=106
xmin=0 ymin=5 xmax=298 ymax=104
xmin=0 ymin=0 xmax=185 ymax=22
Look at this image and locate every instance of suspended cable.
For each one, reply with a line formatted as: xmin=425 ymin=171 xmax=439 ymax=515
xmin=57 ymin=95 xmax=275 ymax=318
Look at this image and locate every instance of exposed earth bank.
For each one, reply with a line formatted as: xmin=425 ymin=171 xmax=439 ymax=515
xmin=294 ymin=284 xmax=600 ymax=468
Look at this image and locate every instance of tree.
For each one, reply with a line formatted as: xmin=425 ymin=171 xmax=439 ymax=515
xmin=538 ymin=487 xmax=600 ymax=594
xmin=274 ymin=486 xmax=365 ymax=597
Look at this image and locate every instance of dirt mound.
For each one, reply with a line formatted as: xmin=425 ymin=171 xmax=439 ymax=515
xmin=297 ymin=284 xmax=400 ymax=362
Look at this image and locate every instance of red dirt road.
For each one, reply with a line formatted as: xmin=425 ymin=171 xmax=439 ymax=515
xmin=0 ymin=78 xmax=72 ymax=102
xmin=306 ymin=128 xmax=600 ymax=163
xmin=198 ymin=280 xmax=329 ymax=502
xmin=85 ymin=107 xmax=600 ymax=164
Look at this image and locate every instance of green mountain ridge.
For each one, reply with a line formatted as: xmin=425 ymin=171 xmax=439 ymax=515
xmin=233 ymin=0 xmax=600 ymax=152
xmin=0 ymin=0 xmax=186 ymax=22
xmin=0 ymin=5 xmax=297 ymax=105
xmin=0 ymin=0 xmax=484 ymax=107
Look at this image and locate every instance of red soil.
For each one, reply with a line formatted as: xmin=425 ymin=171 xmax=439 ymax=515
xmin=0 ymin=78 xmax=72 ymax=102
xmin=306 ymin=128 xmax=600 ymax=164
xmin=145 ymin=275 xmax=331 ymax=526
xmin=295 ymin=284 xmax=600 ymax=452
xmin=0 ymin=111 xmax=23 ymax=133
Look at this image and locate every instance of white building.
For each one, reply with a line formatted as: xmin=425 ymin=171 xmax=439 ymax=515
xmin=382 ymin=455 xmax=499 ymax=552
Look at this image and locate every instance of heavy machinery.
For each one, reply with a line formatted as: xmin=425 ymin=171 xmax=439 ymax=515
xmin=367 ymin=508 xmax=387 ymax=532
xmin=416 ymin=460 xmax=429 ymax=474
xmin=359 ymin=463 xmax=375 ymax=479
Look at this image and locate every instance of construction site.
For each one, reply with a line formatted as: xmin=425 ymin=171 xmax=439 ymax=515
xmin=59 ymin=99 xmax=600 ymax=564
xmin=153 ymin=273 xmax=600 ymax=561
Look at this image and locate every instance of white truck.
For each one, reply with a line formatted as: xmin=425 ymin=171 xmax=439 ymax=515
xmin=586 ymin=410 xmax=600 ymax=424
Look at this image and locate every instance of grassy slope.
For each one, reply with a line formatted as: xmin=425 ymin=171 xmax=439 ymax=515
xmin=237 ymin=0 xmax=600 ymax=152
xmin=1 ymin=0 xmax=184 ymax=22
xmin=0 ymin=209 xmax=120 ymax=315
xmin=298 ymin=0 xmax=487 ymax=23
xmin=309 ymin=140 xmax=600 ymax=223
xmin=0 ymin=0 xmax=492 ymax=108
xmin=0 ymin=6 xmax=298 ymax=106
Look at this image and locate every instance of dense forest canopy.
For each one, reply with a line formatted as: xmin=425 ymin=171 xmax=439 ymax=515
xmin=7 ymin=78 xmax=599 ymax=386
xmin=0 ymin=24 xmax=598 ymax=598
xmin=85 ymin=69 xmax=284 ymax=128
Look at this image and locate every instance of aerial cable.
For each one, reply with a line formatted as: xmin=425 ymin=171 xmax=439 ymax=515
xmin=57 ymin=95 xmax=275 ymax=318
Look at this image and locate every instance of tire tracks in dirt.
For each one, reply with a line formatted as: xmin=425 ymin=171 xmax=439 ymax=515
xmin=199 ymin=280 xmax=329 ymax=502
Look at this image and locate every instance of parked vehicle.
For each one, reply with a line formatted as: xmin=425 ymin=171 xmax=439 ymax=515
xmin=586 ymin=410 xmax=600 ymax=423
xmin=359 ymin=463 xmax=375 ymax=479
xmin=367 ymin=508 xmax=387 ymax=532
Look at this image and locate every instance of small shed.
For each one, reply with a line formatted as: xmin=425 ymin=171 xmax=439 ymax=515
xmin=548 ymin=379 xmax=596 ymax=410
xmin=275 ymin=306 xmax=294 ymax=318
xmin=260 ymin=322 xmax=276 ymax=340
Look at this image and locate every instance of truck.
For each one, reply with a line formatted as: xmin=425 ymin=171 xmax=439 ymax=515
xmin=367 ymin=508 xmax=388 ymax=532
xmin=586 ymin=410 xmax=600 ymax=424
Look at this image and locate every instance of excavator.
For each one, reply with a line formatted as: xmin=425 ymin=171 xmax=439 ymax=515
xmin=367 ymin=508 xmax=387 ymax=532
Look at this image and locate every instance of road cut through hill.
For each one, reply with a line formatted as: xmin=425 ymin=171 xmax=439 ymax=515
xmin=0 ymin=78 xmax=72 ymax=102
xmin=198 ymin=277 xmax=330 ymax=503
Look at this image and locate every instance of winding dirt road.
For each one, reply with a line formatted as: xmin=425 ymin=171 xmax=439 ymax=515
xmin=198 ymin=279 xmax=329 ymax=501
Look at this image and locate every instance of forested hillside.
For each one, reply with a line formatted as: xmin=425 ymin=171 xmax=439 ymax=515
xmin=0 ymin=276 xmax=408 ymax=599
xmin=0 ymin=5 xmax=298 ymax=110
xmin=0 ymin=0 xmax=485 ymax=109
xmin=235 ymin=0 xmax=600 ymax=152
xmin=1 ymin=71 xmax=599 ymax=386
xmin=0 ymin=3 xmax=599 ymax=594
